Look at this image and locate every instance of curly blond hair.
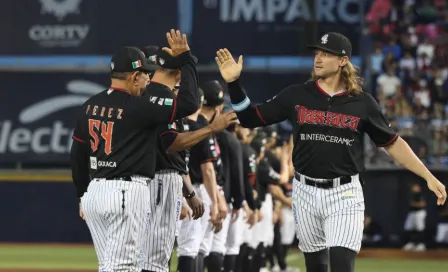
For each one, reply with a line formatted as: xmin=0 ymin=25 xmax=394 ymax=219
xmin=311 ymin=61 xmax=364 ymax=96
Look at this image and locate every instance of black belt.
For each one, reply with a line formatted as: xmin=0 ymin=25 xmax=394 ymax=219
xmin=294 ymin=172 xmax=352 ymax=189
xmin=111 ymin=176 xmax=133 ymax=181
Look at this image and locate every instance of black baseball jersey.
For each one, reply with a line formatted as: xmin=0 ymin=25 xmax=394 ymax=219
xmin=156 ymin=118 xmax=190 ymax=175
xmin=257 ymin=157 xmax=281 ymax=202
xmin=438 ymin=204 xmax=448 ymax=223
xmin=265 ymin=149 xmax=281 ymax=173
xmin=217 ymin=130 xmax=245 ymax=209
xmin=187 ymin=117 xmax=218 ymax=183
xmin=143 ymin=81 xmax=190 ymax=175
xmin=228 ymin=79 xmax=398 ymax=179
xmin=242 ymin=143 xmax=257 ymax=210
xmin=410 ymin=190 xmax=425 ymax=211
xmin=196 ymin=114 xmax=224 ymax=185
xmin=72 ymin=87 xmax=177 ymax=179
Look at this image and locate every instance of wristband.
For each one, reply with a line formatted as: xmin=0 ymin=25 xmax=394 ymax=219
xmin=185 ymin=190 xmax=196 ymax=199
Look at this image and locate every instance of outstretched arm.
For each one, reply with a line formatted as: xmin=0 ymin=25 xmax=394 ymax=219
xmin=216 ymin=49 xmax=291 ymax=128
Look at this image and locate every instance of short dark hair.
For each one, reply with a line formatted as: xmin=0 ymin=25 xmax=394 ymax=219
xmin=110 ymin=71 xmax=128 ymax=80
xmin=111 ymin=71 xmax=147 ymax=80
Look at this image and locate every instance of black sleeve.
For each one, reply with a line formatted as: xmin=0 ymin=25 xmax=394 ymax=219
xmin=229 ymin=139 xmax=245 ymax=209
xmin=191 ymin=132 xmax=217 ymax=164
xmin=266 ymin=150 xmax=281 ymax=173
xmin=72 ymin=109 xmax=88 ymax=144
xmin=364 ymin=93 xmax=398 ymax=147
xmin=258 ymin=160 xmax=281 ymax=185
xmin=243 ymin=173 xmax=256 ymax=210
xmin=70 ymin=139 xmax=90 ymax=199
xmin=173 ymin=51 xmax=200 ymax=119
xmin=227 ymin=79 xmax=294 ymax=128
xmin=160 ymin=122 xmax=180 ymax=149
xmin=255 ymin=185 xmax=262 ymax=210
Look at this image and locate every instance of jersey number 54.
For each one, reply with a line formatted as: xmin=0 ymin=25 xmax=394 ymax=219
xmin=88 ymin=119 xmax=114 ymax=155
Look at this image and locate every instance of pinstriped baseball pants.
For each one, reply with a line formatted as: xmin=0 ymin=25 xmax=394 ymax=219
xmin=81 ymin=176 xmax=151 ymax=272
xmin=292 ymin=173 xmax=365 ymax=253
xmin=142 ymin=170 xmax=183 ymax=272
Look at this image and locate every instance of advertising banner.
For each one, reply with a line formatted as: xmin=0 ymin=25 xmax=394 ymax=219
xmin=189 ymin=0 xmax=362 ymax=62
xmin=0 ymin=72 xmax=109 ymax=163
xmin=0 ymin=71 xmax=307 ymax=164
xmin=0 ymin=0 xmax=178 ymax=55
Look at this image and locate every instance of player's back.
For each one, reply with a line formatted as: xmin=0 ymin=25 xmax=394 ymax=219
xmin=74 ymin=88 xmax=175 ymax=179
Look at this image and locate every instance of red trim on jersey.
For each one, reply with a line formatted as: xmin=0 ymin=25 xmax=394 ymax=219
xmin=160 ymin=130 xmax=179 ymax=137
xmin=169 ymin=99 xmax=178 ymax=123
xmin=376 ymin=133 xmax=399 ymax=147
xmin=109 ymin=86 xmax=130 ymax=93
xmin=201 ymin=158 xmax=217 ymax=163
xmin=255 ymin=107 xmax=266 ymax=124
xmin=315 ymin=80 xmax=347 ymax=97
xmin=72 ymin=135 xmax=87 ymax=144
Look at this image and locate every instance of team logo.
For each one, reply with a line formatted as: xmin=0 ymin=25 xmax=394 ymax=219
xmin=149 ymin=96 xmax=158 ymax=103
xmin=218 ymin=91 xmax=224 ymax=99
xmin=90 ymin=156 xmax=97 ymax=169
xmin=110 ymin=62 xmax=114 ymax=70
xmin=158 ymin=58 xmax=165 ymax=65
xmin=342 ymin=190 xmax=356 ymax=200
xmin=148 ymin=55 xmax=157 ymax=63
xmin=321 ymin=34 xmax=329 ymax=44
xmin=39 ymin=0 xmax=82 ymax=21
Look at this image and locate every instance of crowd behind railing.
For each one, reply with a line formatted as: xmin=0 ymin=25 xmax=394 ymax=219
xmin=364 ymin=0 xmax=448 ymax=167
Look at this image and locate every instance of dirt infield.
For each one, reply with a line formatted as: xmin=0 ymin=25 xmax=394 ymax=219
xmin=358 ymin=248 xmax=448 ymax=260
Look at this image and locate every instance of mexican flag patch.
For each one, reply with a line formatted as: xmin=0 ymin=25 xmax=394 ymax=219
xmin=132 ymin=60 xmax=142 ymax=69
xmin=168 ymin=123 xmax=177 ymax=130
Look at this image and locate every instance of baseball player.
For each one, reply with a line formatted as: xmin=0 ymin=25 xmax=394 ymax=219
xmin=252 ymin=134 xmax=291 ymax=272
xmin=203 ymin=94 xmax=246 ymax=272
xmin=436 ymin=203 xmax=448 ymax=246
xmin=176 ymin=95 xmax=223 ymax=272
xmin=195 ymin=81 xmax=233 ymax=272
xmin=215 ymin=32 xmax=446 ymax=272
xmin=403 ymin=183 xmax=427 ymax=252
xmin=138 ymin=47 xmax=237 ymax=272
xmin=70 ymin=29 xmax=201 ymax=272
xmin=234 ymin=126 xmax=259 ymax=272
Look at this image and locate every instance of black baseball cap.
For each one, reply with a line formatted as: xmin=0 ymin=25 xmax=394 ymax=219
xmin=253 ymin=131 xmax=268 ymax=145
xmin=201 ymin=80 xmax=225 ymax=107
xmin=141 ymin=45 xmax=199 ymax=71
xmin=251 ymin=138 xmax=266 ymax=155
xmin=140 ymin=46 xmax=163 ymax=72
xmin=199 ymin=87 xmax=205 ymax=104
xmin=263 ymin=125 xmax=278 ymax=139
xmin=306 ymin=32 xmax=352 ymax=58
xmin=110 ymin=46 xmax=153 ymax=72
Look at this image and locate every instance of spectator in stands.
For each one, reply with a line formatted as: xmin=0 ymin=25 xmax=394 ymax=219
xmin=366 ymin=0 xmax=448 ymax=163
xmin=435 ymin=203 xmax=448 ymax=247
xmin=403 ymin=183 xmax=427 ymax=252
xmin=362 ymin=214 xmax=383 ymax=247
xmin=399 ymin=52 xmax=416 ymax=77
xmin=383 ymin=38 xmax=402 ymax=59
xmin=417 ymin=37 xmax=435 ymax=62
xmin=377 ymin=66 xmax=401 ymax=99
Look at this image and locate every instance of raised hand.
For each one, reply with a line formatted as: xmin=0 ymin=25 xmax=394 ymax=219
xmin=162 ymin=29 xmax=190 ymax=56
xmin=209 ymin=110 xmax=238 ymax=132
xmin=215 ymin=49 xmax=243 ymax=83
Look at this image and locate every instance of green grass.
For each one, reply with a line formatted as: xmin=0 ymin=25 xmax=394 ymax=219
xmin=0 ymin=245 xmax=445 ymax=271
